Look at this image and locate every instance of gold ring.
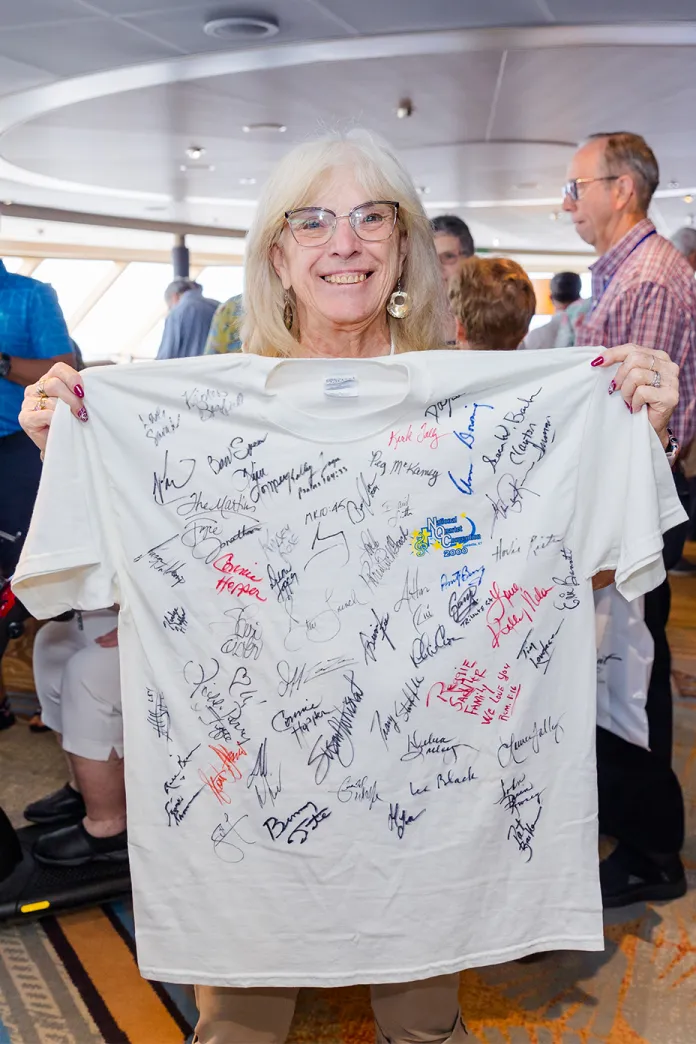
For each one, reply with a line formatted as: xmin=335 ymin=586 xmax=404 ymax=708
xmin=32 ymin=398 xmax=48 ymax=411
xmin=36 ymin=378 xmax=47 ymax=397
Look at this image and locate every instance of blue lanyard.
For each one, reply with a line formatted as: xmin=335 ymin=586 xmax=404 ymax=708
xmin=591 ymin=229 xmax=657 ymax=312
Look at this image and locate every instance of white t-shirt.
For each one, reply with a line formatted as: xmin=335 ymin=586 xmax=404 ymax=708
xmin=14 ymin=349 xmax=685 ymax=987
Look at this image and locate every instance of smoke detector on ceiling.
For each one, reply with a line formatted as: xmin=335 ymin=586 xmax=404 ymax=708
xmin=203 ymin=15 xmax=280 ymax=39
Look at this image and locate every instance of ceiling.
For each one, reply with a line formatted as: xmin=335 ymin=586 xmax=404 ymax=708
xmin=1 ymin=1 xmax=696 ymax=255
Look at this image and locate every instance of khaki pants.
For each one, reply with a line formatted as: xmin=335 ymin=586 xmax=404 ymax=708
xmin=194 ymin=973 xmax=467 ymax=1043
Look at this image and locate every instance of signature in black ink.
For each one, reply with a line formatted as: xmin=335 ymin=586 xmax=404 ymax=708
xmin=147 ymin=686 xmax=171 ymax=740
xmin=307 ymin=672 xmax=364 ymax=784
xmin=263 ymin=801 xmax=331 ymax=844
xmin=516 ymin=621 xmax=564 ymax=675
xmin=553 ymin=546 xmax=580 ymax=611
xmin=220 ymin=605 xmax=263 ymax=661
xmin=359 ymin=608 xmax=396 ymax=664
xmin=370 ymin=676 xmax=424 ymax=748
xmin=388 ymin=802 xmax=425 ymax=839
xmin=134 ymin=534 xmax=186 ymax=587
xmin=211 ymin=812 xmax=256 ymax=863
xmin=337 ymin=776 xmax=383 ymax=809
xmin=152 ymin=450 xmax=196 ymax=506
xmin=410 ymin=623 xmax=463 ymax=668
xmin=246 ymin=738 xmax=282 ymax=808
xmin=487 ymin=472 xmax=540 ymax=536
xmin=400 ymin=731 xmax=472 ymax=765
xmin=496 ymin=774 xmax=544 ymax=862
xmin=163 ymin=606 xmax=187 ymax=633
xmin=497 ymin=715 xmax=565 ymax=769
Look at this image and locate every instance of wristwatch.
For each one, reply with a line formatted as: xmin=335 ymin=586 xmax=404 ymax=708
xmin=0 ymin=353 xmax=10 ymax=379
xmin=664 ymin=428 xmax=679 ymax=466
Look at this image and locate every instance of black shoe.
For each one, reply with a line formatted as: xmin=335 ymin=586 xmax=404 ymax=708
xmin=0 ymin=697 xmax=15 ymax=731
xmin=24 ymin=783 xmax=86 ymax=826
xmin=601 ymin=843 xmax=687 ymax=908
xmin=34 ymin=822 xmax=128 ymax=867
xmin=668 ymin=557 xmax=696 ymax=576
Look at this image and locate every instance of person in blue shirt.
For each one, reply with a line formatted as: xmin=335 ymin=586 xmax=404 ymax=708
xmin=156 ymin=279 xmax=219 ymax=360
xmin=0 ymin=259 xmax=74 ymax=727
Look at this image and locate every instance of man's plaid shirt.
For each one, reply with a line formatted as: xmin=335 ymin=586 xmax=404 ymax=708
xmin=579 ymin=219 xmax=696 ymax=446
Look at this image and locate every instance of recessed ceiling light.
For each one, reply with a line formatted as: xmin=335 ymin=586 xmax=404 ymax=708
xmin=668 ymin=180 xmax=680 ymax=189
xmin=684 ymin=194 xmax=694 ymax=204
xmin=186 ymin=145 xmax=205 ymax=160
xmin=243 ymin=123 xmax=287 ymax=133
xmin=204 ymin=15 xmax=279 ymax=39
xmin=492 ymin=238 xmax=501 ymax=247
xmin=396 ymin=99 xmax=413 ymax=119
xmin=239 ymin=177 xmax=257 ymax=185
xmin=549 ymin=211 xmax=560 ymax=221
xmin=416 ymin=185 xmax=430 ymax=195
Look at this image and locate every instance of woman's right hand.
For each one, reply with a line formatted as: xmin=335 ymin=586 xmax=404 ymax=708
xmin=19 ymin=362 xmax=87 ymax=453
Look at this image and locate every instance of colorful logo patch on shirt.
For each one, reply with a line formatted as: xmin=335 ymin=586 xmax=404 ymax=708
xmin=411 ymin=514 xmax=482 ymax=558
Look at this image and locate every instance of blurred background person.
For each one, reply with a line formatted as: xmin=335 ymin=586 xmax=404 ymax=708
xmin=204 ymin=292 xmax=244 ymax=354
xmin=449 ymin=256 xmax=536 ymax=351
xmin=564 ymin=129 xmax=695 ymax=906
xmin=523 ymin=270 xmax=584 ymax=350
xmin=431 ymin=214 xmax=475 ymax=285
xmin=156 ymin=278 xmax=219 ymax=360
xmin=25 ymin=608 xmax=126 ymax=867
xmin=0 ymin=257 xmax=74 ymax=730
xmin=670 ymin=226 xmax=696 ymax=574
xmin=671 ymin=226 xmax=696 ymax=274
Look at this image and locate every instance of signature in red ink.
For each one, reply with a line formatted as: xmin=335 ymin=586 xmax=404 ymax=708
xmin=213 ymin=552 xmax=263 ymax=582
xmin=199 ymin=742 xmax=247 ymax=805
xmin=486 ymin=581 xmax=553 ymax=649
xmin=213 ymin=554 xmax=266 ymax=600
xmin=428 ymin=659 xmax=522 ymax=724
xmin=215 ymin=577 xmax=266 ymax=601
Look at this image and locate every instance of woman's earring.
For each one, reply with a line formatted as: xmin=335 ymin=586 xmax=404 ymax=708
xmin=387 ymin=278 xmax=411 ymax=319
xmin=283 ymin=290 xmax=294 ymax=331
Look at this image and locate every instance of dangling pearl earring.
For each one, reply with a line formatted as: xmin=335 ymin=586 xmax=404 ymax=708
xmin=283 ymin=289 xmax=294 ymax=331
xmin=387 ymin=278 xmax=411 ymax=319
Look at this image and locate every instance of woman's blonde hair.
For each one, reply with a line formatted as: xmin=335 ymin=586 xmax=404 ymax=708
xmin=242 ymin=129 xmax=449 ymax=356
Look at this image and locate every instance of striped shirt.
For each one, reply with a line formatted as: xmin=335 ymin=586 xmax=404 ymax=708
xmin=579 ymin=219 xmax=696 ymax=446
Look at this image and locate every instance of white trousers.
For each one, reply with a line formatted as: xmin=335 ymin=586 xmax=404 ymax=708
xmin=32 ymin=610 xmax=123 ymax=760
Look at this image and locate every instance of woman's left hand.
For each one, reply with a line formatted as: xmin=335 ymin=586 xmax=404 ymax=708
xmin=593 ymin=344 xmax=679 ymax=447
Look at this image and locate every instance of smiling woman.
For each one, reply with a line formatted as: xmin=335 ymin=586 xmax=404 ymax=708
xmin=242 ymin=130 xmax=450 ymax=358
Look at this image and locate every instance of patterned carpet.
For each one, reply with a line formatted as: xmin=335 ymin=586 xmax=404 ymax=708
xmin=1 ymin=574 xmax=695 ymax=1043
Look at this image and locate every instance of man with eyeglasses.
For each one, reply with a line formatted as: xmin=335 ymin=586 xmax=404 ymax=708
xmin=564 ymin=131 xmax=696 ymax=909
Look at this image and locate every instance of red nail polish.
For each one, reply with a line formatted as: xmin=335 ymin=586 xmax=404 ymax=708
xmin=77 ymin=406 xmax=89 ymax=422
xmin=590 ymin=356 xmax=604 ymax=367
xmin=624 ymin=400 xmax=633 ymax=414
xmin=608 ymin=380 xmax=616 ymax=395
xmin=74 ymin=384 xmax=84 ymax=399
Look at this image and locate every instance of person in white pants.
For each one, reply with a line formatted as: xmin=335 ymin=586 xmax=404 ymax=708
xmin=24 ymin=608 xmax=127 ymax=866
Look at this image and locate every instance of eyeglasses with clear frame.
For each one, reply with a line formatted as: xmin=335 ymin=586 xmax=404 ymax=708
xmin=284 ymin=200 xmax=399 ymax=246
xmin=562 ymin=176 xmax=619 ymax=202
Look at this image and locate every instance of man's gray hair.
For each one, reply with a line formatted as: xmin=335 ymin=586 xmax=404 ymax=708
xmin=671 ymin=226 xmax=696 ymax=258
xmin=585 ymin=131 xmax=659 ymax=212
xmin=164 ymin=278 xmax=201 ymax=305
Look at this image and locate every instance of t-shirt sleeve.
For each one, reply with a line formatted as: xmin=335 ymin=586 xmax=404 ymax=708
xmin=12 ymin=402 xmax=118 ymax=617
xmin=572 ymin=380 xmax=687 ymax=601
